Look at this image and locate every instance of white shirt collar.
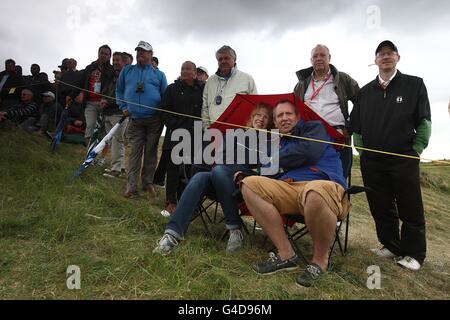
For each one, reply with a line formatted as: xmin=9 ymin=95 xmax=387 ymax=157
xmin=378 ymin=69 xmax=397 ymax=86
xmin=312 ymin=68 xmax=332 ymax=82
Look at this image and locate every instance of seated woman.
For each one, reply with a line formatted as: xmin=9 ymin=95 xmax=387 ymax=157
xmin=153 ymin=103 xmax=273 ymax=255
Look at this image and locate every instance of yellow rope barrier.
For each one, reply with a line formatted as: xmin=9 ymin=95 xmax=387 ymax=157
xmin=56 ymin=80 xmax=450 ymax=166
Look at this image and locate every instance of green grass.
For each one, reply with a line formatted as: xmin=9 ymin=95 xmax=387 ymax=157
xmin=1 ymin=128 xmax=449 ymax=299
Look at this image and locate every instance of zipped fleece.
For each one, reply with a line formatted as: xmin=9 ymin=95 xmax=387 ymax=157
xmin=202 ymin=67 xmax=257 ymax=129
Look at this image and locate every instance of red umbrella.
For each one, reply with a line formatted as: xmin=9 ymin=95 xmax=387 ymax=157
xmin=209 ymin=93 xmax=344 ymax=146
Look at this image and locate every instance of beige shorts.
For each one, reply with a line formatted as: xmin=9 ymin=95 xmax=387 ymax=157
xmin=242 ymin=176 xmax=350 ymax=221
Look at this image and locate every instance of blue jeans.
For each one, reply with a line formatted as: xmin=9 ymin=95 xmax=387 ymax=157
xmin=210 ymin=165 xmax=244 ymax=230
xmin=165 ymin=165 xmax=243 ymax=240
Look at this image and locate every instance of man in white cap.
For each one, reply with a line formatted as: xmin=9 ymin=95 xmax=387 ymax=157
xmin=36 ymin=91 xmax=62 ymax=134
xmin=116 ymin=41 xmax=168 ymax=199
xmin=196 ymin=66 xmax=209 ymax=85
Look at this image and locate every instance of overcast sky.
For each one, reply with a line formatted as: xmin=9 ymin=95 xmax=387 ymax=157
xmin=1 ymin=0 xmax=449 ymax=160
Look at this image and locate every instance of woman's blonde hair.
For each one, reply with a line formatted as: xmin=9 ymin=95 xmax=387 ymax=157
xmin=246 ymin=103 xmax=274 ymax=130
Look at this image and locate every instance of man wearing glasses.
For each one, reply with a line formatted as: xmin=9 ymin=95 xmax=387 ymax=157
xmin=350 ymin=40 xmax=432 ymax=271
xmin=294 ymin=44 xmax=359 ymax=178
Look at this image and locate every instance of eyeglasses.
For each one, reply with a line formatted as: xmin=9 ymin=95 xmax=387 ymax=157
xmin=376 ymin=51 xmax=398 ymax=58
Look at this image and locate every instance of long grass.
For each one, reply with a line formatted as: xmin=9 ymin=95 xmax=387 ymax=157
xmin=0 ymin=128 xmax=449 ymax=299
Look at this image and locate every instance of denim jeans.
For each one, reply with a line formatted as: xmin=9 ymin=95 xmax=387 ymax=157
xmin=210 ymin=165 xmax=244 ymax=230
xmin=165 ymin=165 xmax=244 ymax=240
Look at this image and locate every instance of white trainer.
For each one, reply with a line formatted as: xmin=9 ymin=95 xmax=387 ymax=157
xmin=226 ymin=229 xmax=244 ymax=252
xmin=396 ymin=256 xmax=421 ymax=271
xmin=160 ymin=209 xmax=171 ymax=218
xmin=160 ymin=203 xmax=176 ymax=218
xmin=152 ymin=233 xmax=179 ymax=255
xmin=370 ymin=246 xmax=396 ymax=258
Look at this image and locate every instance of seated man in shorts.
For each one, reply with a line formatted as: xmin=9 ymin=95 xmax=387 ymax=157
xmin=241 ymin=100 xmax=349 ymax=287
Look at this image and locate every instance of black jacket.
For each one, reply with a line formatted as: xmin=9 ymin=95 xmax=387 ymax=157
xmin=0 ymin=71 xmax=25 ymax=107
xmin=59 ymin=70 xmax=84 ymax=105
xmin=160 ymin=79 xmax=204 ymax=150
xmin=77 ymin=61 xmax=115 ymax=103
xmin=101 ymin=70 xmax=122 ymax=116
xmin=350 ymin=71 xmax=431 ymax=157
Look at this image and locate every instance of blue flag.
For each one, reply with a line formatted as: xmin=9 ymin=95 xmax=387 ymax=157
xmin=50 ymin=107 xmax=69 ymax=153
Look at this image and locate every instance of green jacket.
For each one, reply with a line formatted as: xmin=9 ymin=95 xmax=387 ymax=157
xmin=293 ymin=64 xmax=360 ymax=128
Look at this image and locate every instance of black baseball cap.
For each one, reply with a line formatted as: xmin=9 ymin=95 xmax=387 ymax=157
xmin=375 ymin=40 xmax=398 ymax=55
xmin=58 ymin=58 xmax=69 ymax=69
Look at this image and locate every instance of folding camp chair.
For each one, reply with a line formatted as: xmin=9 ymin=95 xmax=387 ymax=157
xmin=178 ymin=163 xmax=219 ymax=237
xmin=218 ymin=200 xmax=259 ymax=244
xmin=271 ymin=153 xmax=371 ymax=267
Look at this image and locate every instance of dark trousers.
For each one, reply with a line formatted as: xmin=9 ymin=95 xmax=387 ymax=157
xmin=339 ymin=146 xmax=353 ymax=179
xmin=126 ymin=117 xmax=162 ymax=192
xmin=360 ymin=155 xmax=426 ymax=263
xmin=154 ymin=148 xmax=170 ymax=184
xmin=165 ymin=153 xmax=180 ymax=204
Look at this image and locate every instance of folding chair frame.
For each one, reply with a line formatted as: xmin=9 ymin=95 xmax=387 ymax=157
xmin=265 ymin=156 xmax=355 ymax=267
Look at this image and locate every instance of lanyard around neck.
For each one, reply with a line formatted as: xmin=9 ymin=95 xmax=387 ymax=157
xmin=310 ymin=72 xmax=332 ymax=101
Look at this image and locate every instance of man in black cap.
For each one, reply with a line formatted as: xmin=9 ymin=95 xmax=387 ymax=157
xmin=350 ymin=40 xmax=432 ymax=271
xmin=53 ymin=58 xmax=70 ymax=83
xmin=151 ymin=56 xmax=159 ymax=69
xmin=59 ymin=58 xmax=70 ymax=71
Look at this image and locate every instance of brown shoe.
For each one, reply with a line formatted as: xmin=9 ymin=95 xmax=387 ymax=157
xmin=160 ymin=203 xmax=177 ymax=217
xmin=123 ymin=190 xmax=138 ymax=199
xmin=145 ymin=185 xmax=157 ymax=199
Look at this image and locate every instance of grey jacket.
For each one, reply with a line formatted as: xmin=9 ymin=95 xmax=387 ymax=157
xmin=293 ymin=64 xmax=359 ymax=128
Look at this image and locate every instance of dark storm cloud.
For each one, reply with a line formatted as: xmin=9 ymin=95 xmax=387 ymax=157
xmin=374 ymin=0 xmax=450 ymax=32
xmin=134 ymin=0 xmax=450 ymax=38
xmin=135 ymin=0 xmax=351 ymax=38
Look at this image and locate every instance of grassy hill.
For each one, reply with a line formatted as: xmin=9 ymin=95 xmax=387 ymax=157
xmin=0 ymin=127 xmax=449 ymax=299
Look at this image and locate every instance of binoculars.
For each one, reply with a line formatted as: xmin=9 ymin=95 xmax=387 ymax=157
xmin=136 ymin=82 xmax=145 ymax=93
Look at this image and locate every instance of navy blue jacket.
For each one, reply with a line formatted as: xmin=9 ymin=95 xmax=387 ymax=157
xmin=275 ymin=120 xmax=346 ymax=188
